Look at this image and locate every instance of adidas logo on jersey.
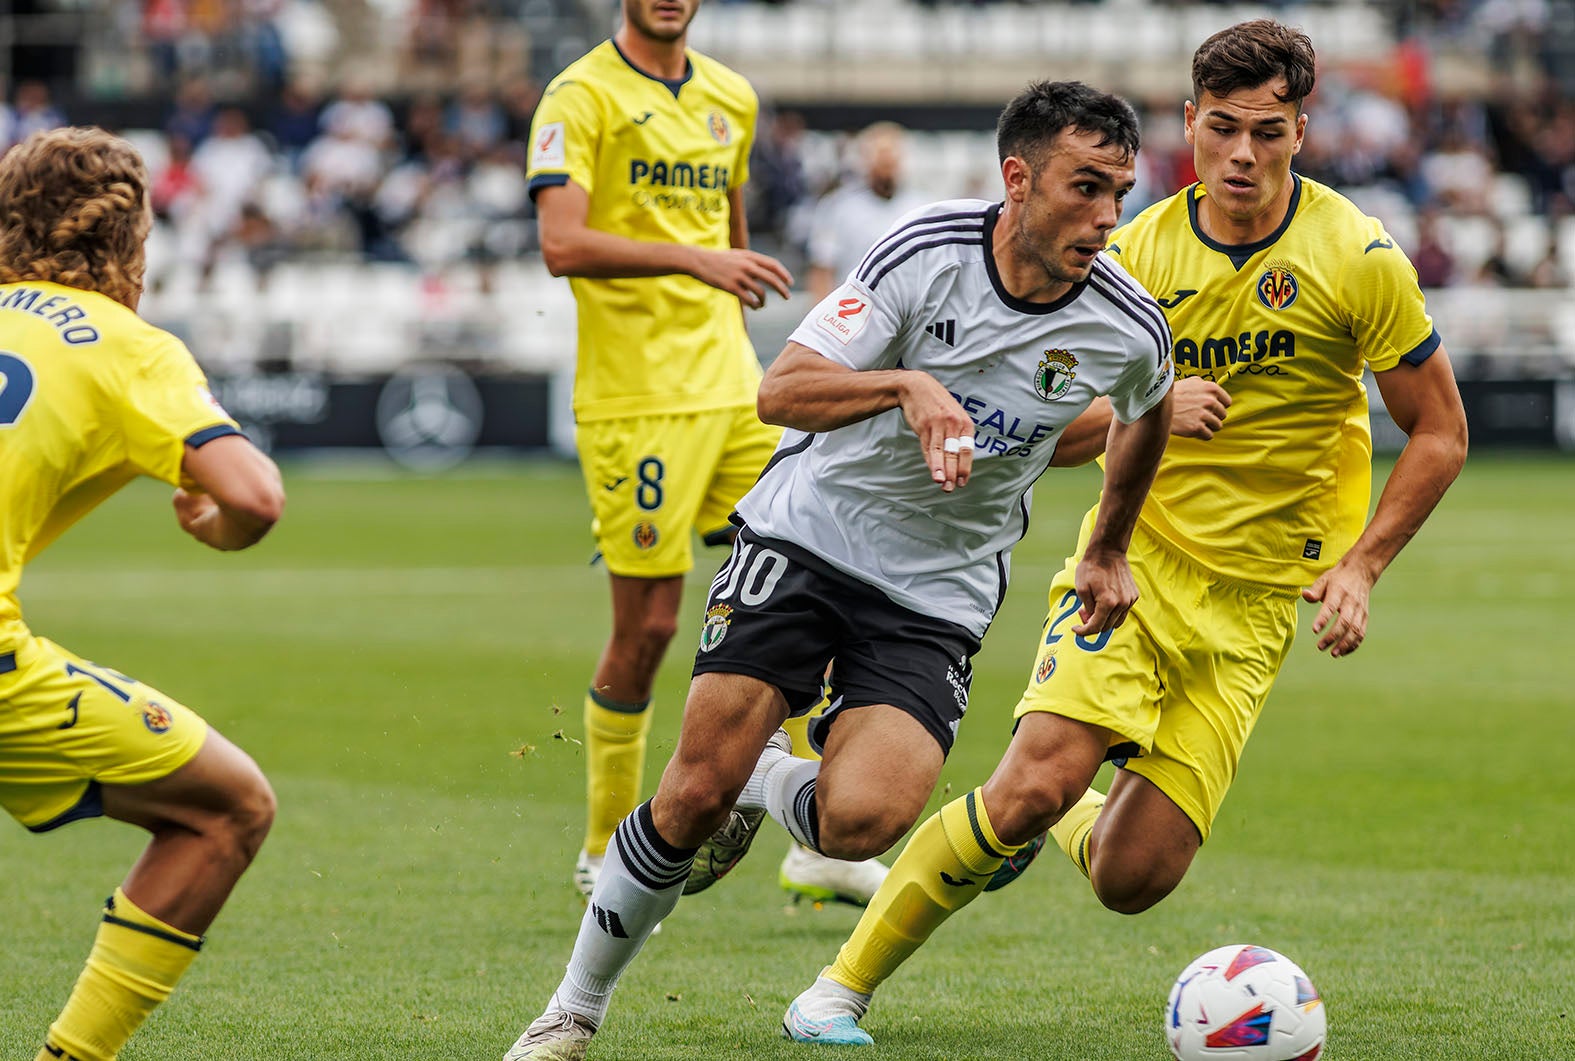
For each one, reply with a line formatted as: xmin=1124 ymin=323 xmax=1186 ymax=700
xmin=924 ymin=319 xmax=957 ymax=346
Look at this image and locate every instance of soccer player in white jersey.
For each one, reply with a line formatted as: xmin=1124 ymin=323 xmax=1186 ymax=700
xmin=782 ymin=20 xmax=1469 ymax=1047
xmin=504 ymin=79 xmax=1176 ymax=1061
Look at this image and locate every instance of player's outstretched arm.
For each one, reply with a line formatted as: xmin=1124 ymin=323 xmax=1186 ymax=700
xmin=535 ymin=182 xmax=792 ymax=308
xmin=1303 ymin=346 xmax=1468 ymax=656
xmin=1073 ymin=388 xmax=1173 ymax=635
xmin=174 ymin=434 xmax=285 ymax=551
xmin=1050 ymin=379 xmax=1230 ymax=467
xmin=758 ymin=342 xmax=976 ymax=490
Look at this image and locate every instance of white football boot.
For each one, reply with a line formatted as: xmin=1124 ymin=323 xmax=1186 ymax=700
xmin=503 ymin=1004 xmax=597 ymax=1060
xmin=779 ymin=845 xmax=889 ymax=907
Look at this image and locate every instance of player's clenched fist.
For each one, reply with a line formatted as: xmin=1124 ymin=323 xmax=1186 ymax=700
xmin=897 ymin=372 xmax=976 ymax=492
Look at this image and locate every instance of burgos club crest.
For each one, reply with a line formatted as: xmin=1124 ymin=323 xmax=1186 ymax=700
xmin=1035 ymin=349 xmax=1079 ymax=401
xmin=707 ymin=111 xmax=731 ymax=145
xmin=1256 ymin=262 xmax=1299 ymax=310
xmin=699 ymin=604 xmax=733 ymax=653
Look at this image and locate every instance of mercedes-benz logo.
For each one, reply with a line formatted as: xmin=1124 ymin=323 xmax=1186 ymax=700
xmin=375 ymin=363 xmax=484 ymax=470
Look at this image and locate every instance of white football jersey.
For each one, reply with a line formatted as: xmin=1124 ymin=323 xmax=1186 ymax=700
xmin=737 ymin=199 xmax=1173 ymax=637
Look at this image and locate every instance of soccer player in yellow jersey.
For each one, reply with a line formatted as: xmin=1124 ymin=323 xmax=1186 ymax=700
xmin=0 ymin=127 xmax=286 ymax=1061
xmin=526 ymin=0 xmax=884 ymax=907
xmin=782 ymin=19 xmax=1470 ymax=1045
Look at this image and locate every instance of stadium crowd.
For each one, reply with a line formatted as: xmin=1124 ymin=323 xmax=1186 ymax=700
xmin=0 ymin=0 xmax=1568 ymax=290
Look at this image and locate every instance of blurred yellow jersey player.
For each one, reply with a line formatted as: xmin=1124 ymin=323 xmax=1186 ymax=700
xmin=0 ymin=127 xmax=286 ymax=1061
xmin=783 ymin=22 xmax=1469 ymax=1045
xmin=524 ymin=0 xmax=885 ymax=910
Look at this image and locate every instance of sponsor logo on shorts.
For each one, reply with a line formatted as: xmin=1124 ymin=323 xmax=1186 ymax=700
xmin=1035 ymin=652 xmax=1057 ymax=683
xmin=699 ymin=604 xmax=733 ymax=653
xmin=1035 ymin=349 xmax=1078 ymax=401
xmin=142 ymin=702 xmax=173 ymax=734
xmin=632 ymin=521 xmax=659 ymax=550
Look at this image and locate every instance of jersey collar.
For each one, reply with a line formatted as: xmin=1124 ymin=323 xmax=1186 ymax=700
xmin=610 ymin=38 xmax=694 ymax=98
xmin=1187 ymin=172 xmax=1302 ymax=271
xmin=983 ymin=202 xmax=1089 ymax=315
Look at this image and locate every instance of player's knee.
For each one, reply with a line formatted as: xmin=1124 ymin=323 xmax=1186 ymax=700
xmin=224 ymin=769 xmax=276 ymax=865
xmin=1090 ymin=862 xmax=1180 ymax=915
xmin=657 ymin=768 xmax=736 ymax=840
xmin=990 ymin=775 xmax=1083 ymax=845
xmin=815 ymin=804 xmax=907 ymax=861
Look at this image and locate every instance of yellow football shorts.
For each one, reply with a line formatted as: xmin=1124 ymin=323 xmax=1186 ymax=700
xmin=576 ymin=405 xmax=782 ymax=578
xmin=0 ymin=636 xmax=208 ymax=831
xmin=1014 ymin=519 xmax=1298 ymax=841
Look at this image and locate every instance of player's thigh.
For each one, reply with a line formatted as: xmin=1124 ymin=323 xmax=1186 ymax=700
xmin=0 ymin=637 xmax=208 ymax=833
xmin=577 ymin=412 xmax=728 ymax=578
xmin=1090 ymin=767 xmax=1203 ymax=894
xmin=1013 ymin=551 xmax=1169 ymax=755
xmin=1120 ymin=573 xmax=1298 ymax=843
xmin=101 ymin=726 xmax=272 ymax=837
xmin=817 ymin=704 xmax=944 ymax=844
xmin=693 ymin=406 xmax=782 ymax=542
xmin=655 ymin=671 xmax=792 ymax=832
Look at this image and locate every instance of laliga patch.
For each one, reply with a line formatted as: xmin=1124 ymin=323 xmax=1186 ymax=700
xmin=198 ymin=385 xmax=231 ymax=418
xmin=814 ymin=287 xmax=873 ymax=346
xmin=532 ymin=121 xmax=566 ymax=169
xmin=699 ymin=604 xmax=733 ymax=653
xmin=142 ymin=701 xmax=173 ymax=734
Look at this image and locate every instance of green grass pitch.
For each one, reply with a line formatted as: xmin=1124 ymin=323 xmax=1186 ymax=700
xmin=1 ymin=453 xmax=1570 ymax=1059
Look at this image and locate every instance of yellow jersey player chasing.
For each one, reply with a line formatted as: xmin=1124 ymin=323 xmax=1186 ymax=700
xmin=0 ymin=127 xmax=286 ymax=1061
xmin=781 ymin=19 xmax=1470 ymax=1046
xmin=526 ymin=0 xmax=886 ymax=908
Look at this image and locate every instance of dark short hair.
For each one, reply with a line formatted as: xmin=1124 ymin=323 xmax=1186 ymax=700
xmin=1192 ymin=19 xmax=1317 ymax=109
xmin=996 ymin=80 xmax=1140 ymax=168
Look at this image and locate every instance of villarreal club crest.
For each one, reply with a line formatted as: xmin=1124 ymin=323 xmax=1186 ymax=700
xmin=1256 ymin=260 xmax=1299 ymax=311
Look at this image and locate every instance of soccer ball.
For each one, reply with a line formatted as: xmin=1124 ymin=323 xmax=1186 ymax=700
xmin=1165 ymin=944 xmax=1326 ymax=1061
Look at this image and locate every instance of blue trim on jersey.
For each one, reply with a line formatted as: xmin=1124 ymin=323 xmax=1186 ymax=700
xmin=866 ymin=236 xmax=985 ymax=291
xmin=1399 ymin=327 xmax=1442 ymax=366
xmin=1186 ymin=173 xmax=1303 ymax=271
xmin=0 ymin=651 xmax=14 ymax=674
xmin=528 ymin=172 xmax=570 ymax=202
xmin=856 ymin=209 xmax=988 ymax=283
xmin=982 ymin=203 xmax=1088 ymax=314
xmin=185 ymin=424 xmax=241 ymax=448
xmin=1090 ymin=260 xmax=1172 ymax=366
xmin=610 ymin=38 xmax=693 ymax=97
xmin=26 ymin=782 xmax=104 ymax=833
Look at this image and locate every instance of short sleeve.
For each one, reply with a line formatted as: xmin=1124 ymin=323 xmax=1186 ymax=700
xmin=734 ymin=93 xmax=756 ymax=190
xmin=1108 ymin=329 xmax=1175 ymax=425
xmin=787 ymin=277 xmax=908 ymax=371
xmin=1339 ymin=229 xmax=1440 ymax=372
xmin=121 ymin=333 xmax=241 ymax=485
xmin=527 ymin=77 xmax=602 ymax=200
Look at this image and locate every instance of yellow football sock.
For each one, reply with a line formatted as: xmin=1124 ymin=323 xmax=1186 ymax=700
xmin=584 ymin=690 xmax=653 ymax=857
xmin=39 ymin=888 xmax=202 ymax=1061
xmin=828 ymin=788 xmax=1022 ymax=996
xmin=1049 ymin=788 xmax=1105 ymax=880
xmin=783 ymin=702 xmax=821 ymax=761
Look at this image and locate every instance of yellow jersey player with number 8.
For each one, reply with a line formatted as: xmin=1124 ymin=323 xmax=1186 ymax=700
xmin=525 ymin=0 xmax=886 ymax=911
xmin=0 ymin=127 xmax=286 ymax=1061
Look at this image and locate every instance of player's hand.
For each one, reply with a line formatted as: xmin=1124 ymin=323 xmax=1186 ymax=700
xmin=172 ymin=486 xmax=220 ymax=538
xmin=692 ymin=248 xmax=794 ymax=309
xmin=1169 ymin=377 xmax=1231 ymax=441
xmin=896 ymin=372 xmax=975 ymax=492
xmin=1072 ymin=547 xmax=1139 ymax=635
xmin=1302 ymin=559 xmax=1375 ymax=657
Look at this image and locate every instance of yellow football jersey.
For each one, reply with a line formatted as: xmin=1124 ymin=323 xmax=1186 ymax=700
xmin=1104 ymin=174 xmax=1439 ymax=589
xmin=527 ymin=40 xmax=763 ymax=423
xmin=0 ymin=281 xmax=239 ymax=651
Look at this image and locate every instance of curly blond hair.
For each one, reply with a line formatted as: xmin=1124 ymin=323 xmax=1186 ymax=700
xmin=0 ymin=126 xmax=151 ymax=309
